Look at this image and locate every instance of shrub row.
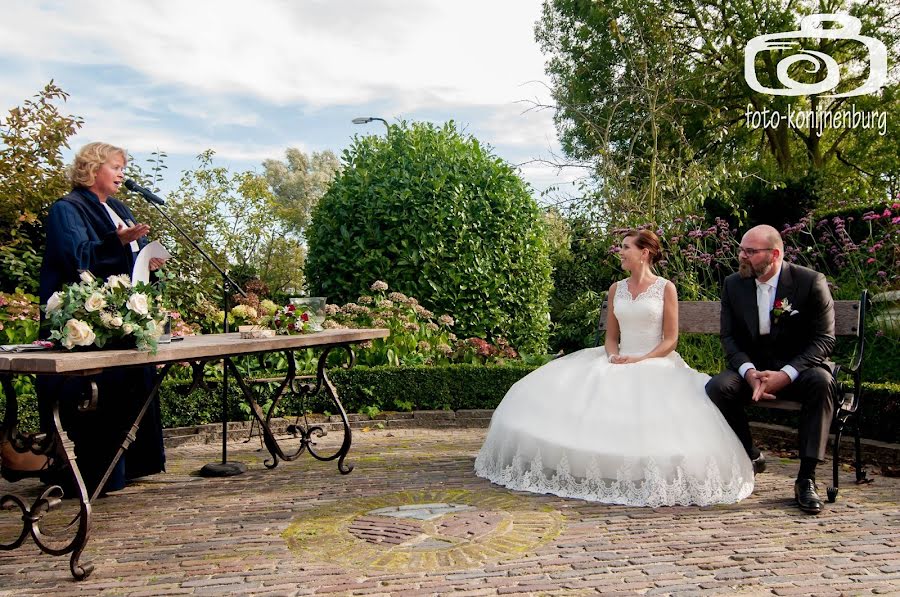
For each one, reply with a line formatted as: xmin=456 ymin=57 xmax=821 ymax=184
xmin=4 ymin=366 xmax=898 ymax=444
xmin=157 ymin=366 xmax=900 ymax=444
xmin=747 ymin=381 xmax=900 ymax=445
xmin=154 ymin=363 xmax=538 ymax=427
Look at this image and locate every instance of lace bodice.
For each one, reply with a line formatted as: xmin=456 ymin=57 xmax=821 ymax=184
xmin=614 ymin=277 xmax=667 ymax=355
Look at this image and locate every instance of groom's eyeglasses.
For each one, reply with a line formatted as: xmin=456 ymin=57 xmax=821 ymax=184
xmin=738 ymin=246 xmax=774 ymax=257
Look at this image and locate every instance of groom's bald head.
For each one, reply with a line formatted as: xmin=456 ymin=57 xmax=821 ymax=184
xmin=739 ymin=225 xmax=784 ymax=280
xmin=745 ymin=225 xmax=784 ymax=254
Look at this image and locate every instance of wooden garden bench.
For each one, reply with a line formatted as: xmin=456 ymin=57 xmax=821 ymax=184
xmin=595 ymin=291 xmax=869 ymax=503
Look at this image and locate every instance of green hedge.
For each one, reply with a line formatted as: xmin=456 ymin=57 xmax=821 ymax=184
xmin=4 ymin=366 xmax=898 ymax=445
xmin=326 ymin=364 xmax=537 ymax=413
xmin=155 ymin=363 xmax=538 ymax=425
xmin=305 ymin=120 xmax=553 ymax=354
xmin=748 ymin=381 xmax=900 ymax=445
xmin=154 ymin=366 xmax=898 ymax=445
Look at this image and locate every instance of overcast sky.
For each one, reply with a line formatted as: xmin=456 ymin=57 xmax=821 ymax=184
xmin=0 ymin=0 xmax=581 ymax=200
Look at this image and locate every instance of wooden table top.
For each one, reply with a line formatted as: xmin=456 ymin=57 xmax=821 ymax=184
xmin=0 ymin=329 xmax=389 ymax=375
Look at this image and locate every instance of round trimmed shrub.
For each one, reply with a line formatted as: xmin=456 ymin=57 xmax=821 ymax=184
xmin=305 ymin=121 xmax=552 ymax=354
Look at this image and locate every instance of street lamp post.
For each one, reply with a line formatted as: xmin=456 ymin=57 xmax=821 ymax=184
xmin=352 ymin=116 xmax=389 ymax=132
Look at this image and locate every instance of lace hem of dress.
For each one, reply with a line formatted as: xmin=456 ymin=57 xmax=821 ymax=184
xmin=474 ymin=444 xmax=753 ymax=507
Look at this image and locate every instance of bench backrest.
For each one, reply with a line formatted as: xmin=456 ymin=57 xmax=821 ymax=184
xmin=597 ymin=295 xmax=866 ymax=337
xmin=593 ymin=291 xmax=868 ymax=414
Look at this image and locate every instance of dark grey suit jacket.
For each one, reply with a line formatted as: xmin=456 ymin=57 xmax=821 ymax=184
xmin=720 ymin=262 xmax=836 ymax=375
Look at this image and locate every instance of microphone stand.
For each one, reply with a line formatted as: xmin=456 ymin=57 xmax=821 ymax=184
xmin=141 ymin=195 xmax=248 ymax=477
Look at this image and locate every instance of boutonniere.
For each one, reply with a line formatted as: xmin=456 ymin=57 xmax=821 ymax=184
xmin=772 ymin=298 xmax=798 ymax=324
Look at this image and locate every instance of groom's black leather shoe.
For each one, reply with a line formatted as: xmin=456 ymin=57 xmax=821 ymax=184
xmin=751 ymin=452 xmax=766 ymax=475
xmin=794 ymin=479 xmax=824 ymax=514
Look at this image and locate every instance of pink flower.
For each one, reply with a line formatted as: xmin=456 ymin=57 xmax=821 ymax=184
xmin=866 ymin=258 xmax=876 ymax=264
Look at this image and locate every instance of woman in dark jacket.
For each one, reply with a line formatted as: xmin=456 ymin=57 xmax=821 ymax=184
xmin=30 ymin=142 xmax=166 ymax=495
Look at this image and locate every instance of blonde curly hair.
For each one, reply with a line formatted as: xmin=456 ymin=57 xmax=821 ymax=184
xmin=68 ymin=142 xmax=127 ymax=188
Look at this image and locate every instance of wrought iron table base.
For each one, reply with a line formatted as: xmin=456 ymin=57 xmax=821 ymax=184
xmin=226 ymin=345 xmax=355 ymax=474
xmin=1 ymin=346 xmax=356 ymax=579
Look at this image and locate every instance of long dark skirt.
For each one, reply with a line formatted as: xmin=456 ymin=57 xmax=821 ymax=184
xmin=37 ymin=366 xmax=166 ymax=495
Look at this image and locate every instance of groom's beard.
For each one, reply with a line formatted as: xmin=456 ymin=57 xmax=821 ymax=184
xmin=739 ymin=257 xmax=774 ymax=279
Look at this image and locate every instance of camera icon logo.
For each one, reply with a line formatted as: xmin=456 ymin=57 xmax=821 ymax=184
xmin=744 ymin=13 xmax=887 ymax=98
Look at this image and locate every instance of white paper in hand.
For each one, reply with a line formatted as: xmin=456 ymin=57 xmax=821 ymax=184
xmin=132 ymin=241 xmax=172 ymax=285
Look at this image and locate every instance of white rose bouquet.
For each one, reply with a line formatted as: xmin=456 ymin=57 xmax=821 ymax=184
xmin=43 ymin=271 xmax=169 ymax=352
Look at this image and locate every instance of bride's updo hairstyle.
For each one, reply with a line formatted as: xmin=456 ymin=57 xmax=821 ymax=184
xmin=624 ymin=229 xmax=663 ymax=266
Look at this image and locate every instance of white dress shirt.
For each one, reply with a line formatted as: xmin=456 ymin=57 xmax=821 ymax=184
xmin=738 ymin=265 xmax=799 ymax=383
xmin=102 ymin=201 xmax=140 ymax=253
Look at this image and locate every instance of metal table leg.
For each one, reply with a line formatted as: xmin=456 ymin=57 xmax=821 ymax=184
xmin=0 ymin=364 xmax=171 ymax=579
xmin=225 ymin=345 xmax=355 ymax=474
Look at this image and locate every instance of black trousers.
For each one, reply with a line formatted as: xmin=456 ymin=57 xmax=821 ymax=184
xmin=705 ymin=366 xmax=836 ymax=461
xmin=37 ymin=366 xmax=166 ymax=495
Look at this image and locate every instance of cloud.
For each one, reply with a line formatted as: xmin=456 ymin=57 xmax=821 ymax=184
xmin=76 ymin=116 xmax=307 ymax=163
xmin=0 ymin=0 xmax=568 ymax=197
xmin=0 ymin=0 xmax=549 ymax=110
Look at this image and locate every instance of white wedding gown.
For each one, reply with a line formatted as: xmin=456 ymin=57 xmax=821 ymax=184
xmin=475 ymin=277 xmax=754 ymax=506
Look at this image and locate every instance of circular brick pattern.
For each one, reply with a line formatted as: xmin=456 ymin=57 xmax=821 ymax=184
xmin=347 ymin=515 xmax=425 ymax=546
xmin=436 ymin=510 xmax=506 ymax=541
xmin=282 ymin=489 xmax=565 ymax=572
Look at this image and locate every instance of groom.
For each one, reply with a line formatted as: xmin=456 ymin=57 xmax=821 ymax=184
xmin=706 ymin=224 xmax=836 ymax=514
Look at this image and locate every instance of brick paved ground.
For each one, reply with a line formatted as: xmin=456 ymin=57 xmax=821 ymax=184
xmin=1 ymin=427 xmax=898 ymax=596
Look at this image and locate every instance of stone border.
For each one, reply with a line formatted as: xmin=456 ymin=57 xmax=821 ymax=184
xmin=162 ymin=409 xmax=900 ymax=465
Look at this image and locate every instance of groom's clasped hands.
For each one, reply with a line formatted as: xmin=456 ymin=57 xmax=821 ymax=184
xmin=747 ymin=368 xmax=791 ymax=402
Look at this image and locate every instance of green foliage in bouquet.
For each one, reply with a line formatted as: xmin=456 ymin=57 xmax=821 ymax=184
xmin=43 ymin=271 xmax=168 ymax=352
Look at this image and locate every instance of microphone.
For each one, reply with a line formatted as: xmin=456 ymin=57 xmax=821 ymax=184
xmin=124 ymin=179 xmax=166 ymax=205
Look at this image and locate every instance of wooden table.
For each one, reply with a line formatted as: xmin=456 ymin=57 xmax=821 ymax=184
xmin=0 ymin=329 xmax=388 ymax=579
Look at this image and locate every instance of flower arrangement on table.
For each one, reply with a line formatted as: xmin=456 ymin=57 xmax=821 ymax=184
xmin=266 ymin=303 xmax=314 ymax=335
xmin=43 ymin=271 xmax=168 ymax=352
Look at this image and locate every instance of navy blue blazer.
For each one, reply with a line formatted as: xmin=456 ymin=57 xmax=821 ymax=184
xmin=39 ymin=187 xmax=147 ymax=306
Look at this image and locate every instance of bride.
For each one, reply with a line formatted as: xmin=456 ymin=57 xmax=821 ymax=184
xmin=475 ymin=229 xmax=754 ymax=506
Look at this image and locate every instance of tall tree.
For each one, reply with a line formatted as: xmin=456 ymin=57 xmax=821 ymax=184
xmin=0 ymin=83 xmax=82 ymax=292
xmin=536 ymin=0 xmax=900 ymax=215
xmin=130 ymin=151 xmax=305 ymax=317
xmin=0 ymin=82 xmax=82 ymax=241
xmin=306 ymin=121 xmax=553 ymax=354
xmin=262 ymin=148 xmax=341 ymax=236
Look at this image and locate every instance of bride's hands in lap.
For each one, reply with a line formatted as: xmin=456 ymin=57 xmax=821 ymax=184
xmin=608 ymin=354 xmax=645 ymax=364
